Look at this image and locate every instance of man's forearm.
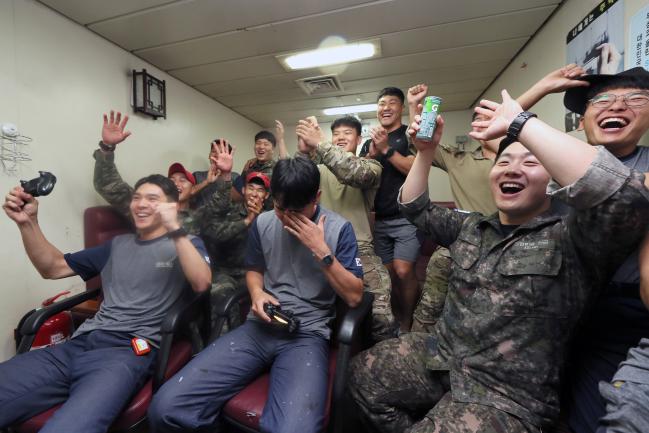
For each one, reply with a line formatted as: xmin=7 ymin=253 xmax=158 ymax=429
xmin=174 ymin=236 xmax=211 ymax=292
xmin=402 ymin=150 xmax=435 ymax=203
xmin=387 ymin=153 xmax=414 ymax=176
xmin=19 ymin=220 xmax=74 ymax=279
xmin=321 ymin=261 xmax=363 ymax=307
xmin=318 ymin=142 xmax=382 ymax=188
xmin=93 ymin=149 xmax=133 ymax=217
xmin=518 ymin=118 xmax=597 ymax=186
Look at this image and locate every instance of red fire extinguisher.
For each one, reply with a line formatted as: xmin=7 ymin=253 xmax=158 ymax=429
xmin=30 ymin=291 xmax=74 ymax=350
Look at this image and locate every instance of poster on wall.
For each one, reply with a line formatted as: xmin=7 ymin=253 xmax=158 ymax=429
xmin=565 ymin=0 xmax=625 ymax=132
xmin=628 ymin=3 xmax=649 ymax=71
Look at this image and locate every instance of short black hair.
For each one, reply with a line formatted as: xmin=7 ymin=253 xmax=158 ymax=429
xmin=271 ymin=157 xmax=320 ymax=210
xmin=254 ymin=130 xmax=277 ymax=147
xmin=377 ymin=87 xmax=405 ymax=104
xmin=134 ymin=174 xmax=179 ymax=202
xmin=331 ymin=116 xmax=362 ymax=135
xmin=586 ymin=76 xmax=649 ymax=101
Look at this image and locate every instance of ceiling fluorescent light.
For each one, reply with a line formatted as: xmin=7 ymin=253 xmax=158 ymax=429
xmin=284 ymin=42 xmax=377 ymax=70
xmin=323 ymin=104 xmax=377 ymax=116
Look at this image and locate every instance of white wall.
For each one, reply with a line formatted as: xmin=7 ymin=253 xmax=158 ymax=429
xmin=481 ymin=0 xmax=649 ymax=147
xmin=0 ymin=0 xmax=262 ymax=361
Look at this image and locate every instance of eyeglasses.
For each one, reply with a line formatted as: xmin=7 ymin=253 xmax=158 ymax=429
xmin=588 ymin=92 xmax=649 ymax=109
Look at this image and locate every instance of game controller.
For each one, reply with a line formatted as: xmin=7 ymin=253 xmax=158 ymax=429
xmin=264 ymin=304 xmax=300 ymax=333
xmin=20 ymin=171 xmax=57 ymax=197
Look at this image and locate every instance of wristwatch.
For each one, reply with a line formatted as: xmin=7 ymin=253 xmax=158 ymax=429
xmin=506 ymin=111 xmax=537 ymax=142
xmin=167 ymin=227 xmax=188 ymax=239
xmin=384 ymin=147 xmax=396 ymax=159
xmin=321 ymin=254 xmax=334 ymax=267
xmin=98 ymin=140 xmax=116 ymax=152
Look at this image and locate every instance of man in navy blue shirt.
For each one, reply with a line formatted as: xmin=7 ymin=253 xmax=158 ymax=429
xmin=149 ymin=157 xmax=363 ymax=433
xmin=0 ymin=174 xmax=211 ymax=433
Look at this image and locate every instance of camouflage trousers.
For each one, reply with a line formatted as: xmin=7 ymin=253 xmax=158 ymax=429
xmin=210 ymin=270 xmax=245 ymax=336
xmin=361 ymin=252 xmax=399 ymax=342
xmin=348 ymin=333 xmax=537 ymax=433
xmin=412 ymin=248 xmax=451 ymax=333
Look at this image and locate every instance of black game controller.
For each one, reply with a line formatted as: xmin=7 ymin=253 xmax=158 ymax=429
xmin=21 ymin=171 xmax=57 ymax=197
xmin=264 ymin=304 xmax=300 ymax=333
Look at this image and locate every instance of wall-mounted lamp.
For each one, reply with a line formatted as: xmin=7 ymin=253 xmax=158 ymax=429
xmin=132 ymin=69 xmax=166 ymax=119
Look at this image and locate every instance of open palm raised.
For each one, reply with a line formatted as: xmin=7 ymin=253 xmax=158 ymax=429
xmin=102 ymin=110 xmax=131 ymax=146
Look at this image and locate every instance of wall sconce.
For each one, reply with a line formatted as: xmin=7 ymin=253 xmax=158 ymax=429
xmin=132 ymin=69 xmax=166 ymax=119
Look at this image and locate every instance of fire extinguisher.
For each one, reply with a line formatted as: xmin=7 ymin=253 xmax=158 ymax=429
xmin=29 ymin=291 xmax=74 ymax=350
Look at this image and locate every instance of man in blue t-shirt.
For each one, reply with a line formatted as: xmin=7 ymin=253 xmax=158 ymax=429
xmin=149 ymin=157 xmax=364 ymax=433
xmin=0 ymin=174 xmax=211 ymax=433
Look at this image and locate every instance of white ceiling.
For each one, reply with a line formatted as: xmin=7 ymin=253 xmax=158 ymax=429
xmin=38 ymin=0 xmax=562 ymax=127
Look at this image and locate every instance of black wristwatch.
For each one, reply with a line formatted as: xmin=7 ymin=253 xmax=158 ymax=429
xmin=168 ymin=227 xmax=188 ymax=239
xmin=506 ymin=111 xmax=537 ymax=142
xmin=98 ymin=140 xmax=116 ymax=152
xmin=321 ymin=254 xmax=334 ymax=267
xmin=384 ymin=147 xmax=396 ymax=159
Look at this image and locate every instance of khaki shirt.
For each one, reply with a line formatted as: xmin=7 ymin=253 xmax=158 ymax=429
xmin=311 ymin=142 xmax=382 ymax=256
xmin=432 ymin=142 xmax=497 ymax=215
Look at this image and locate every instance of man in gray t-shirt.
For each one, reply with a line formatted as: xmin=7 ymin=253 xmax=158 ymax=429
xmin=0 ymin=174 xmax=211 ymax=433
xmin=149 ymin=157 xmax=364 ymax=433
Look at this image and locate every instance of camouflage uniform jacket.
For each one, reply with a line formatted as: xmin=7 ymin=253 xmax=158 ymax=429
xmin=398 ymin=148 xmax=649 ymax=428
xmin=92 ymin=149 xmax=201 ymax=235
xmin=311 ymin=142 xmax=381 ymax=255
xmin=199 ymin=178 xmax=248 ymax=278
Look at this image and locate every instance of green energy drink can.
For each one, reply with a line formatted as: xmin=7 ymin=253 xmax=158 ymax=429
xmin=416 ymin=96 xmax=442 ymax=141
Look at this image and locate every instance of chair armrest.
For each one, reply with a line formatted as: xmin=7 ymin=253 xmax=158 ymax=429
xmin=17 ymin=288 xmax=101 ymax=354
xmin=336 ymin=291 xmax=374 ymax=346
xmin=153 ymin=290 xmax=210 ymax=391
xmin=214 ymin=286 xmax=250 ymax=317
xmin=209 ymin=286 xmax=250 ymax=342
xmin=330 ymin=292 xmax=374 ymax=433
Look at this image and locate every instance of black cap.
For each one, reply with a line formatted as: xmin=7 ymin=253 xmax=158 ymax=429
xmin=564 ymin=67 xmax=649 ymax=115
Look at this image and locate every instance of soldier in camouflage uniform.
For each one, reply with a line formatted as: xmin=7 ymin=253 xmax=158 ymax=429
xmin=296 ymin=115 xmax=397 ymax=341
xmin=348 ymin=92 xmax=649 ymax=433
xmin=231 ymin=129 xmax=279 ymax=211
xmin=199 ymin=141 xmax=270 ymax=336
xmin=93 ymin=111 xmax=201 ymax=235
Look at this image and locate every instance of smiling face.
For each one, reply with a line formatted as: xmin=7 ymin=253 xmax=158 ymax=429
xmin=377 ymin=95 xmax=404 ymax=131
xmin=244 ymin=181 xmax=269 ymax=207
xmin=169 ymin=172 xmax=192 ymax=204
xmin=129 ymin=183 xmax=169 ymax=235
xmin=489 ymin=142 xmax=552 ymax=225
xmin=254 ymin=138 xmax=274 ymax=162
xmin=583 ymin=87 xmax=649 ymax=157
xmin=332 ymin=125 xmax=362 ymax=153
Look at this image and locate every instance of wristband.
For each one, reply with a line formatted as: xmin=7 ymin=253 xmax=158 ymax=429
xmin=167 ymin=227 xmax=187 ymax=239
xmin=98 ymin=140 xmax=116 ymax=152
xmin=506 ymin=111 xmax=537 ymax=142
xmin=384 ymin=147 xmax=396 ymax=159
xmin=497 ymin=112 xmax=537 ymax=157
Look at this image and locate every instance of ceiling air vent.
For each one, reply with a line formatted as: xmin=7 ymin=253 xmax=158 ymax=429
xmin=296 ymin=74 xmax=343 ymax=96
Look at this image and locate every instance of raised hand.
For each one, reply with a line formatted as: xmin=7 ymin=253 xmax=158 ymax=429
xmin=407 ymin=113 xmax=445 ymax=154
xmin=3 ymin=186 xmax=38 ymax=225
xmin=209 ymin=139 xmax=234 ymax=175
xmin=470 ymin=90 xmax=522 ymax=142
xmin=369 ymin=126 xmax=389 ymax=154
xmin=102 ymin=110 xmax=131 ymax=146
xmin=275 ymin=120 xmax=285 ymax=141
xmin=295 ymin=118 xmax=322 ymax=152
xmin=407 ymin=84 xmax=428 ymax=107
xmin=537 ymin=64 xmax=589 ymax=94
